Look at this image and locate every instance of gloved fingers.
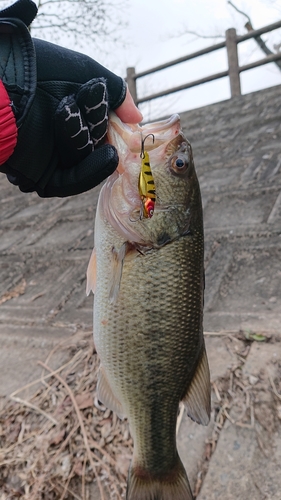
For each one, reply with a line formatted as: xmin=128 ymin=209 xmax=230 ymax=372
xmin=55 ymin=94 xmax=93 ymax=168
xmin=40 ymin=144 xmax=118 ymax=198
xmin=55 ymin=79 xmax=109 ymax=169
xmin=76 ymin=78 xmax=108 ymax=147
xmin=33 ymin=38 xmax=126 ymax=111
xmin=0 ymin=0 xmax=37 ymax=26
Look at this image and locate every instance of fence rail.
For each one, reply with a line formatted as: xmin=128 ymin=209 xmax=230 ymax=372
xmin=126 ymin=20 xmax=281 ymax=106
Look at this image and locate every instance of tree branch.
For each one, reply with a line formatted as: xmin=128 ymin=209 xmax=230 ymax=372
xmin=228 ymin=0 xmax=281 ymax=71
xmin=31 ymin=0 xmax=128 ymax=52
xmin=227 ymin=1 xmax=251 ymax=24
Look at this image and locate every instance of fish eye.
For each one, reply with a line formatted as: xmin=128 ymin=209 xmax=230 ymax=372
xmin=175 ymin=158 xmax=185 ymax=169
xmin=170 ymin=153 xmax=189 ymax=174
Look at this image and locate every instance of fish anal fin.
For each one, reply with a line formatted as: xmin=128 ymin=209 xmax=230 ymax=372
xmin=182 ymin=346 xmax=211 ymax=426
xmin=97 ymin=366 xmax=125 ymax=420
xmin=86 ymin=248 xmax=96 ymax=296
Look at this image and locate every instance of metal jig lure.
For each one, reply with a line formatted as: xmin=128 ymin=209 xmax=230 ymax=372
xmin=138 ymin=134 xmax=156 ymax=219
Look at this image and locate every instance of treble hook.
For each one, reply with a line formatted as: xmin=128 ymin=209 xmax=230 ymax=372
xmin=140 ymin=133 xmax=155 ymax=159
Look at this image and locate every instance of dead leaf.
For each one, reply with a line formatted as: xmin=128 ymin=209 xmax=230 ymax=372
xmin=101 ymin=420 xmax=112 ymax=439
xmin=6 ymin=422 xmax=21 ymax=444
xmin=115 ymin=452 xmax=130 ymax=476
xmin=0 ymin=330 xmax=131 ymax=500
xmin=0 ymin=279 xmax=26 ymax=305
xmin=49 ymin=429 xmax=66 ymax=446
xmin=73 ymin=459 xmax=84 ymax=476
xmin=75 ymin=392 xmax=94 ymax=409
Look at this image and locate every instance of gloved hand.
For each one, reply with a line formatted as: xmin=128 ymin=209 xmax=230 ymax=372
xmin=0 ymin=0 xmax=142 ymax=197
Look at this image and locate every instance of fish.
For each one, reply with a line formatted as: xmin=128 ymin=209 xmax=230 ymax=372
xmin=86 ymin=112 xmax=211 ymax=500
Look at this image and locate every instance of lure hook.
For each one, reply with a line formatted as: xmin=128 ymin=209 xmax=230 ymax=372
xmin=140 ymin=133 xmax=155 ymax=159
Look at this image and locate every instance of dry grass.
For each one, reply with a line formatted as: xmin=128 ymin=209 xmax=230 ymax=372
xmin=0 ymin=330 xmax=132 ymax=500
xmin=193 ymin=331 xmax=281 ymax=497
xmin=1 ymin=329 xmax=280 ymax=499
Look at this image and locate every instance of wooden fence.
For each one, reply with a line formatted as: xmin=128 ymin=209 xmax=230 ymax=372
xmin=126 ymin=20 xmax=281 ymax=106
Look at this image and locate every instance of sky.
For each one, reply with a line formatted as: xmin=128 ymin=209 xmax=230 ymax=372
xmin=112 ymin=0 xmax=281 ymax=120
xmin=2 ymin=0 xmax=281 ymax=121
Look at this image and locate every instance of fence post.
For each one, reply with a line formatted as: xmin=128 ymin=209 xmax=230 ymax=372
xmin=226 ymin=28 xmax=241 ymax=97
xmin=126 ymin=67 xmax=138 ymax=104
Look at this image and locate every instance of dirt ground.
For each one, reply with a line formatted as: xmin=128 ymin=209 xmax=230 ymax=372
xmin=0 ymin=328 xmax=280 ymax=499
xmin=1 ymin=84 xmax=281 ymax=498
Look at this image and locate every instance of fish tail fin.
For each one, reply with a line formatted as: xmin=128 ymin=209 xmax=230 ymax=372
xmin=126 ymin=455 xmax=194 ymax=500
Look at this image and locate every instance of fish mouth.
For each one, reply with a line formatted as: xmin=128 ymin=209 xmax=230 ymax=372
xmin=106 ymin=112 xmax=182 ymax=212
xmin=107 ymin=113 xmax=181 ymax=168
xmin=101 ymin=113 xmax=185 ymax=245
xmin=140 ymin=114 xmax=180 ymax=134
xmin=108 ymin=112 xmax=180 ymax=136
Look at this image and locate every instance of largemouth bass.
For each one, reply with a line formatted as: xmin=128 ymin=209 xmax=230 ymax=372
xmin=87 ymin=113 xmax=211 ymax=500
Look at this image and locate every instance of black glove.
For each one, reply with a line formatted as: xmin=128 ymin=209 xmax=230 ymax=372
xmin=0 ymin=0 xmax=126 ymax=197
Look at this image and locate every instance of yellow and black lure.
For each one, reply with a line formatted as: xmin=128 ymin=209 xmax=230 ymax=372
xmin=138 ymin=134 xmax=156 ymax=219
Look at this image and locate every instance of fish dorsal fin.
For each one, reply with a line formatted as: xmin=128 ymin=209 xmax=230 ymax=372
xmin=97 ymin=366 xmax=125 ymax=420
xmin=182 ymin=345 xmax=211 ymax=426
xmin=86 ymin=248 xmax=96 ymax=296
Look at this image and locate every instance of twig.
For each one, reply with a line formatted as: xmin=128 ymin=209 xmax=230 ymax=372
xmin=96 ymin=473 xmax=106 ymax=500
xmin=268 ymin=372 xmax=281 ymax=400
xmin=8 ymin=353 xmax=82 ymax=400
xmin=82 ymin=456 xmax=86 ymax=500
xmin=51 ymin=479 xmax=82 ymax=500
xmin=0 ymin=279 xmax=26 ymax=305
xmin=29 ymin=423 xmax=79 ymax=500
xmin=235 ymin=421 xmax=253 ymax=429
xmin=88 ymin=438 xmax=117 ymax=468
xmin=17 ymin=420 xmax=25 ymax=444
xmin=38 ymin=361 xmax=99 ymax=465
xmin=41 ymin=361 xmax=119 ymax=498
xmin=251 ymin=475 xmax=270 ymax=499
xmin=256 ymin=430 xmax=270 ymax=457
xmin=204 ymin=330 xmax=237 ymax=336
xmin=228 ymin=0 xmax=281 ymax=71
xmin=223 ymin=409 xmax=235 ymax=425
xmin=228 ymin=0 xmax=251 ymax=23
xmin=3 ymin=430 xmax=39 ymax=455
xmin=9 ymin=395 xmax=58 ymax=425
xmin=59 ymin=463 xmax=77 ymax=500
xmin=1 ymin=331 xmax=129 ymax=500
xmin=38 ymin=361 xmax=108 ymax=500
xmin=43 ymin=342 xmax=86 ymax=378
xmin=212 ymin=382 xmax=222 ymax=402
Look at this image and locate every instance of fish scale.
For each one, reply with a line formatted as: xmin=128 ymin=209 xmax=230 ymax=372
xmin=87 ymin=112 xmax=210 ymax=500
xmin=96 ymin=235 xmax=201 ymax=456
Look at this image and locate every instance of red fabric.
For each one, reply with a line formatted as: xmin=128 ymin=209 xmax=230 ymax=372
xmin=0 ymin=80 xmax=18 ymax=165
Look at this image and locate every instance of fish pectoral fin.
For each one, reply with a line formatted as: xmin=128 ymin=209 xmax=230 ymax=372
xmin=97 ymin=366 xmax=125 ymax=420
xmin=182 ymin=346 xmax=211 ymax=426
xmin=86 ymin=248 xmax=97 ymax=296
xmin=109 ymin=242 xmax=137 ymax=303
xmin=109 ymin=243 xmax=127 ymax=303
